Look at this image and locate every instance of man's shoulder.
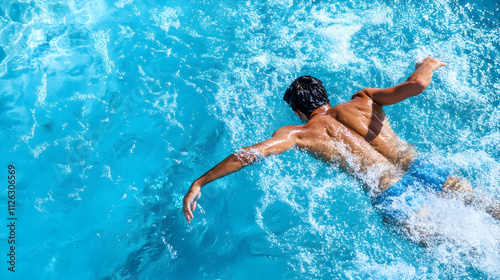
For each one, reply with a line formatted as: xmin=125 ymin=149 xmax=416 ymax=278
xmin=272 ymin=125 xmax=303 ymax=137
xmin=331 ymin=90 xmax=374 ymax=112
xmin=351 ymin=88 xmax=378 ymax=100
xmin=274 ymin=123 xmax=324 ymax=139
xmin=351 ymin=88 xmax=375 ymax=102
xmin=333 ymin=89 xmax=378 ymax=111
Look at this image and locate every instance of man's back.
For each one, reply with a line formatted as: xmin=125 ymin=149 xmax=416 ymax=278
xmin=332 ymin=90 xmax=415 ymax=168
xmin=288 ymin=90 xmax=413 ymax=193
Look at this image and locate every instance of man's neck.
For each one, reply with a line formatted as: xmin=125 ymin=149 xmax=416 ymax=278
xmin=309 ymin=104 xmax=332 ymax=119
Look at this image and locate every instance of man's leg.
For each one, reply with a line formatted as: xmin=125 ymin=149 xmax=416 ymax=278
xmin=442 ymin=176 xmax=500 ymax=221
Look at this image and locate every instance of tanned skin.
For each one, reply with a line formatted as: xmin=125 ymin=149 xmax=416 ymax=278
xmin=183 ymin=57 xmax=498 ymax=224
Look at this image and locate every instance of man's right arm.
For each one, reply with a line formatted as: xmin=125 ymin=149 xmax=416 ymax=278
xmin=355 ymin=57 xmax=447 ymax=105
xmin=182 ymin=125 xmax=300 ymax=223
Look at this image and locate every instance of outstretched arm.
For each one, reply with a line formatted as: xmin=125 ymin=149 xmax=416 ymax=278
xmin=356 ymin=57 xmax=447 ymax=105
xmin=182 ymin=125 xmax=299 ymax=223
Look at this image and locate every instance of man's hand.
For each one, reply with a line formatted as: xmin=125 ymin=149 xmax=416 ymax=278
xmin=183 ymin=184 xmax=201 ymax=223
xmin=416 ymin=57 xmax=447 ymax=71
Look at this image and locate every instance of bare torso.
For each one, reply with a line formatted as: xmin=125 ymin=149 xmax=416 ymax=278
xmin=293 ymin=91 xmax=415 ymax=193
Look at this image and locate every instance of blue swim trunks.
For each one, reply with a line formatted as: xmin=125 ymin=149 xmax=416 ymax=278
xmin=373 ymin=156 xmax=451 ymax=224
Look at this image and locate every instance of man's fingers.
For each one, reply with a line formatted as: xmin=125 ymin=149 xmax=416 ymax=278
xmin=183 ymin=197 xmax=194 ymax=223
xmin=184 ymin=207 xmax=193 ymax=223
xmin=183 ymin=186 xmax=201 ymax=224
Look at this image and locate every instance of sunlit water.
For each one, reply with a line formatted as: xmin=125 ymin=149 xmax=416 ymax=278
xmin=0 ymin=0 xmax=499 ymax=279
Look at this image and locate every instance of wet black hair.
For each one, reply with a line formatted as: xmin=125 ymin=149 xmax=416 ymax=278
xmin=283 ymin=75 xmax=330 ymax=118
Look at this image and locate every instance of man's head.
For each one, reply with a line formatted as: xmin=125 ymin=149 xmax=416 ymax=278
xmin=283 ymin=76 xmax=330 ymax=120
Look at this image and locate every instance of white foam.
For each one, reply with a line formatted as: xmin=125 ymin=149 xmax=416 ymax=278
xmin=151 ymin=7 xmax=181 ymax=34
xmin=36 ymin=73 xmax=47 ymax=106
xmin=102 ymin=165 xmax=113 ymax=180
xmin=91 ymin=30 xmax=114 ymax=74
xmin=32 ymin=142 xmax=49 ymax=158
xmin=114 ymin=0 xmax=132 ymax=9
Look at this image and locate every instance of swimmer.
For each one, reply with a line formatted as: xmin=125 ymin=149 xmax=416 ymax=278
xmin=182 ymin=57 xmax=500 ymax=231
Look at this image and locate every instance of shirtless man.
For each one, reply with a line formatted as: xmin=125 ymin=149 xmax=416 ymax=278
xmin=183 ymin=57 xmax=499 ymax=226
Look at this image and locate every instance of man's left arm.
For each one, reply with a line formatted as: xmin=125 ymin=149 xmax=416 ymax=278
xmin=356 ymin=57 xmax=447 ymax=105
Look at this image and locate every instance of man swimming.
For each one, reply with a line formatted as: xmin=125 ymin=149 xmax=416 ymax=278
xmin=183 ymin=57 xmax=500 ymax=227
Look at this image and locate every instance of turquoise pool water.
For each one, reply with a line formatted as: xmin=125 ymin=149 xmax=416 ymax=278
xmin=0 ymin=0 xmax=499 ymax=279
